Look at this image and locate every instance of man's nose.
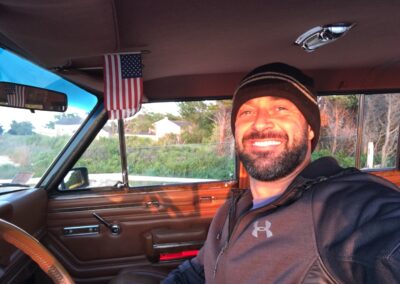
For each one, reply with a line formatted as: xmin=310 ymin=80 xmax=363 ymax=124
xmin=252 ymin=110 xmax=274 ymax=131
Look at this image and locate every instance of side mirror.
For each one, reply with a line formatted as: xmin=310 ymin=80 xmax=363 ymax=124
xmin=0 ymin=82 xmax=67 ymax=112
xmin=60 ymin=167 xmax=89 ymax=190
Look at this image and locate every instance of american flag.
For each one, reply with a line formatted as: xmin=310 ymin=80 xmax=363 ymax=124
xmin=6 ymin=85 xmax=25 ymax=107
xmin=104 ymin=53 xmax=143 ymax=120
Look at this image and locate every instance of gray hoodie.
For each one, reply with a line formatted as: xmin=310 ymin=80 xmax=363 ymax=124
xmin=163 ymin=157 xmax=400 ymax=283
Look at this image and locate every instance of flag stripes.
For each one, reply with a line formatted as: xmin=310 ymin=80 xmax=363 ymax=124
xmin=104 ymin=53 xmax=143 ymax=120
xmin=7 ymin=85 xmax=25 ymax=107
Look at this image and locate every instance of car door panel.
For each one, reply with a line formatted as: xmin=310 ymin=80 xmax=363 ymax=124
xmin=45 ymin=181 xmax=234 ymax=281
xmin=372 ymin=170 xmax=400 ymax=186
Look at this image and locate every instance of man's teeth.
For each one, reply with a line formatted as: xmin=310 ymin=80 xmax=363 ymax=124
xmin=253 ymin=141 xmax=281 ymax=146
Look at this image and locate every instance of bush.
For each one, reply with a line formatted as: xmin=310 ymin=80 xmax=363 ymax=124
xmin=127 ymin=143 xmax=234 ymax=180
xmin=0 ymin=164 xmax=19 ymax=179
xmin=312 ymin=148 xmax=355 ymax=168
xmin=0 ymin=134 xmax=69 ymax=178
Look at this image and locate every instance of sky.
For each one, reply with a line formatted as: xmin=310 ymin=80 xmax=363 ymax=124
xmin=0 ymin=47 xmax=181 ymax=131
xmin=0 ymin=48 xmax=97 ymax=112
xmin=141 ymin=102 xmax=179 ymax=115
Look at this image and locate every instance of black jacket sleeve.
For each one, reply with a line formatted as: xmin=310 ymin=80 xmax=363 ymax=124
xmin=161 ymin=254 xmax=205 ymax=284
xmin=314 ymin=173 xmax=400 ymax=283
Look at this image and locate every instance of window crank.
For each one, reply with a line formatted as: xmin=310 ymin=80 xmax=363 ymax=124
xmin=92 ymin=212 xmax=121 ymax=235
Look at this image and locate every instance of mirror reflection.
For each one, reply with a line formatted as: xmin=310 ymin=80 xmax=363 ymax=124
xmin=0 ymin=82 xmax=67 ymax=112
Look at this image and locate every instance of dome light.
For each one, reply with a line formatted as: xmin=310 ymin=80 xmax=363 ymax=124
xmin=295 ymin=23 xmax=355 ymax=52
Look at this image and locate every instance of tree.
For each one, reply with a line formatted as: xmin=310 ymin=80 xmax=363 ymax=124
xmin=363 ymin=94 xmax=400 ymax=167
xmin=178 ymin=101 xmax=215 ymax=143
xmin=46 ymin=113 xmax=83 ymax=128
xmin=46 ymin=121 xmax=55 ymax=129
xmin=319 ymin=95 xmax=358 ymax=155
xmin=8 ymin=120 xmax=34 ymax=135
xmin=208 ymin=101 xmax=233 ymax=155
xmin=103 ymin=121 xmax=118 ymax=136
xmin=55 ymin=113 xmax=83 ymax=124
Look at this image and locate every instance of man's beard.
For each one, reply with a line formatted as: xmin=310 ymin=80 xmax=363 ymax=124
xmin=237 ymin=129 xmax=308 ymax=181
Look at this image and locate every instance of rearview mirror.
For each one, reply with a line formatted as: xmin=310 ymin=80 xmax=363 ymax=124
xmin=0 ymin=82 xmax=67 ymax=112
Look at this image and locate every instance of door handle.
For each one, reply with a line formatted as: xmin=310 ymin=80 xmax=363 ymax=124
xmin=63 ymin=225 xmax=99 ymax=236
xmin=92 ymin=212 xmax=121 ymax=235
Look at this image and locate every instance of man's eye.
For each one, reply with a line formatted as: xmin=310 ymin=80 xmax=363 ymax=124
xmin=240 ymin=110 xmax=253 ymax=116
xmin=276 ymin=106 xmax=288 ymax=111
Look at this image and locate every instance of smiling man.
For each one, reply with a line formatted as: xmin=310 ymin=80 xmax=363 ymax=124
xmin=228 ymin=64 xmax=320 ymax=209
xmin=234 ymin=95 xmax=313 ymax=206
xmin=160 ymin=63 xmax=400 ymax=284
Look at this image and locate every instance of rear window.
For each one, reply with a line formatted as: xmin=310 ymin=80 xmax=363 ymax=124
xmin=315 ymin=93 xmax=400 ymax=169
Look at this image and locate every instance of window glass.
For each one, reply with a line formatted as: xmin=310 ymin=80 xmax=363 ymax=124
xmin=314 ymin=95 xmax=359 ymax=167
xmin=126 ymin=100 xmax=235 ymax=186
xmin=73 ymin=121 xmax=121 ymax=187
xmin=315 ymin=93 xmax=400 ymax=170
xmin=70 ymin=100 xmax=235 ymax=189
xmin=65 ymin=92 xmax=400 ymax=191
xmin=0 ymin=49 xmax=97 ymax=188
xmin=361 ymin=93 xmax=400 ymax=169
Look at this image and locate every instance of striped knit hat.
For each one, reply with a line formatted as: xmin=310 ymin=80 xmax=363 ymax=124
xmin=231 ymin=62 xmax=320 ymax=151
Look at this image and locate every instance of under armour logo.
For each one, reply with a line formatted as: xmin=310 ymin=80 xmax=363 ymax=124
xmin=252 ymin=220 xmax=273 ymax=238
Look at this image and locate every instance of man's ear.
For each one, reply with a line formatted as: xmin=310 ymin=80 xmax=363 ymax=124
xmin=308 ymin=125 xmax=315 ymax=141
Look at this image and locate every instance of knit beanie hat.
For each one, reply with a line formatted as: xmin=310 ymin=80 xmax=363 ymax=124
xmin=231 ymin=62 xmax=320 ymax=151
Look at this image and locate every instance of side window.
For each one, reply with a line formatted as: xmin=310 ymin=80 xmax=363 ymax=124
xmin=66 ymin=100 xmax=235 ymax=190
xmin=314 ymin=93 xmax=400 ymax=170
xmin=362 ymin=94 xmax=400 ymax=169
xmin=316 ymin=95 xmax=358 ymax=167
xmin=73 ymin=122 xmax=121 ymax=187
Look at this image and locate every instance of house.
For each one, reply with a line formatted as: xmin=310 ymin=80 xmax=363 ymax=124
xmin=152 ymin=117 xmax=191 ymax=139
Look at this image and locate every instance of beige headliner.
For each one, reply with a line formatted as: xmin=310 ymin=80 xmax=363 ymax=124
xmin=1 ymin=0 xmax=400 ymax=99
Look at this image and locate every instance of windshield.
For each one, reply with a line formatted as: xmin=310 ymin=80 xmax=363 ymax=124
xmin=0 ymin=49 xmax=97 ymax=188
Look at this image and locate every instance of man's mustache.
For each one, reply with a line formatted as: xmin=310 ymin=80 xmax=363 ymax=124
xmin=242 ymin=131 xmax=288 ymax=142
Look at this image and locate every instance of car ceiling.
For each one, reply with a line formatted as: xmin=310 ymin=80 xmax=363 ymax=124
xmin=1 ymin=0 xmax=400 ymax=100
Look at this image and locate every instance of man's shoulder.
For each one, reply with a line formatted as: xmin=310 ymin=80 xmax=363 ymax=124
xmin=310 ymin=165 xmax=400 ymax=253
xmin=305 ymin=156 xmax=399 ymax=198
xmin=308 ymin=166 xmax=400 ymax=222
xmin=311 ymin=170 xmax=400 ymax=283
xmin=312 ymin=167 xmax=400 ymax=198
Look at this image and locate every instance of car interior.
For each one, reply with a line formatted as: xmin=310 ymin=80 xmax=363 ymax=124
xmin=0 ymin=1 xmax=400 ymax=283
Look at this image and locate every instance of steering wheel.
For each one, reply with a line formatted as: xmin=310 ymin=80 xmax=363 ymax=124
xmin=0 ymin=218 xmax=74 ymax=284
